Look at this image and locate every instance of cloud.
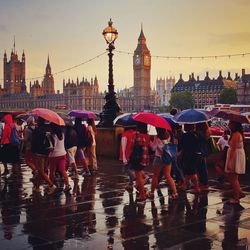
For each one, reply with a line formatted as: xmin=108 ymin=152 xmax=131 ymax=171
xmin=0 ymin=24 xmax=7 ymax=32
xmin=209 ymin=32 xmax=250 ymax=47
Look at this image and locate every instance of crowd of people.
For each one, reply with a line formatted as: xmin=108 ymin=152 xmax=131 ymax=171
xmin=120 ymin=109 xmax=246 ymax=205
xmin=0 ymin=114 xmax=97 ymax=195
xmin=0 ymin=108 xmax=247 ymax=205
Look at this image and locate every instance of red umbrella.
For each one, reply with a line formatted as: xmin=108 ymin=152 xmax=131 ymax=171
xmin=32 ymin=108 xmax=65 ymax=126
xmin=132 ymin=112 xmax=172 ymax=131
xmin=208 ymin=109 xmax=250 ymax=124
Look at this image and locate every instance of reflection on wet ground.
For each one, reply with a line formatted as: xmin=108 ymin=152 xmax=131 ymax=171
xmin=0 ymin=159 xmax=250 ymax=249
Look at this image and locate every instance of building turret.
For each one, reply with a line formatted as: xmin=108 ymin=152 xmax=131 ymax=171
xmin=227 ymin=72 xmax=232 ymax=80
xmin=217 ymin=70 xmax=223 ymax=80
xmin=204 ymin=71 xmax=210 ymax=81
xmin=42 ymin=55 xmax=54 ymax=95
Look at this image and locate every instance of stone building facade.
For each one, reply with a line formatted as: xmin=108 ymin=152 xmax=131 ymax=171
xmin=237 ymin=69 xmax=250 ymax=105
xmin=156 ymin=77 xmax=175 ymax=106
xmin=171 ymin=71 xmax=237 ymax=109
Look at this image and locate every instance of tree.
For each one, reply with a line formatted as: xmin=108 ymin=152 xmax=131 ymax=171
xmin=219 ymin=88 xmax=237 ymax=104
xmin=169 ymin=91 xmax=195 ymax=110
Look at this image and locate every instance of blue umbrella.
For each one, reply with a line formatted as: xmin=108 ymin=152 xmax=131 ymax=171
xmin=113 ymin=113 xmax=137 ymax=127
xmin=173 ymin=109 xmax=211 ymax=124
xmin=159 ymin=113 xmax=180 ymax=129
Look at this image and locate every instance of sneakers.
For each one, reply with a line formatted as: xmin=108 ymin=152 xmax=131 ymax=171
xmin=64 ymin=185 xmax=72 ymax=192
xmin=47 ymin=185 xmax=57 ymax=195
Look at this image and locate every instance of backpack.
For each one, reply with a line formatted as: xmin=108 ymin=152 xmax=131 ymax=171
xmin=162 ymin=143 xmax=177 ymax=165
xmin=9 ymin=125 xmax=20 ymax=146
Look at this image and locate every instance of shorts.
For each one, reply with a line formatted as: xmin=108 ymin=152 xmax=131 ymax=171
xmin=76 ymin=147 xmax=86 ymax=161
xmin=67 ymin=146 xmax=77 ymax=165
xmin=49 ymin=155 xmax=66 ymax=172
xmin=152 ymin=156 xmax=167 ymax=168
xmin=33 ymin=154 xmax=48 ymax=171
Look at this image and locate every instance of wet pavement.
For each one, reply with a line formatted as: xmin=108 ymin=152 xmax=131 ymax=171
xmin=0 ymin=158 xmax=250 ymax=250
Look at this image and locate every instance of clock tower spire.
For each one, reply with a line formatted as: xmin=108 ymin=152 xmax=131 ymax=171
xmin=133 ymin=26 xmax=151 ymax=111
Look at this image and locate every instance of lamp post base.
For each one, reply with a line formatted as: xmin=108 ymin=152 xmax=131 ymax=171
xmin=97 ymin=93 xmax=121 ymax=128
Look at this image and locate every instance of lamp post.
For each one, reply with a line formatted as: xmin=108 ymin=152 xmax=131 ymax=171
xmin=98 ymin=19 xmax=121 ymax=127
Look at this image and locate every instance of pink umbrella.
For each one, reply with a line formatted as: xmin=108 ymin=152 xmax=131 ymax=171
xmin=68 ymin=110 xmax=97 ymax=120
xmin=132 ymin=112 xmax=172 ymax=131
xmin=32 ymin=108 xmax=65 ymax=126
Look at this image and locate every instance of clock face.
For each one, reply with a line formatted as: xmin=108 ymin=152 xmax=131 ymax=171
xmin=144 ymin=55 xmax=150 ymax=66
xmin=134 ymin=57 xmax=141 ymax=65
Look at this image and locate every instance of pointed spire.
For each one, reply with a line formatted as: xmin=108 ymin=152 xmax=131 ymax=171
xmin=138 ymin=24 xmax=146 ymax=41
xmin=13 ymin=36 xmax=16 ymax=54
xmin=46 ymin=55 xmax=51 ymax=75
xmin=47 ymin=55 xmax=50 ymax=66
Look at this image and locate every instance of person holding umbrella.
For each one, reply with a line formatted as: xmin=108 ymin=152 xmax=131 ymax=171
xmin=178 ymin=124 xmax=200 ymax=193
xmin=129 ymin=122 xmax=150 ymax=202
xmin=149 ymin=127 xmax=178 ymax=200
xmin=225 ymin=121 xmax=246 ymax=204
xmin=31 ymin=117 xmax=56 ymax=194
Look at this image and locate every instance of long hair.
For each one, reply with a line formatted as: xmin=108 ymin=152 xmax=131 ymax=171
xmin=51 ymin=123 xmax=63 ymax=140
xmin=156 ymin=127 xmax=169 ymax=140
xmin=229 ymin=121 xmax=244 ymax=141
xmin=196 ymin=122 xmax=211 ymax=140
xmin=87 ymin=118 xmax=96 ymax=134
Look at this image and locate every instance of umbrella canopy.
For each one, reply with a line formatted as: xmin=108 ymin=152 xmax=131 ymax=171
xmin=57 ymin=112 xmax=73 ymax=126
xmin=68 ymin=110 xmax=97 ymax=120
xmin=113 ymin=113 xmax=136 ymax=127
xmin=132 ymin=112 xmax=172 ymax=131
xmin=208 ymin=109 xmax=250 ymax=124
xmin=159 ymin=113 xmax=179 ymax=129
xmin=15 ymin=112 xmax=33 ymax=121
xmin=32 ymin=108 xmax=65 ymax=126
xmin=173 ymin=109 xmax=211 ymax=124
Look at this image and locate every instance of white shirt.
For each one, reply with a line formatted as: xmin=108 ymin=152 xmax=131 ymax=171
xmin=217 ymin=136 xmax=229 ymax=151
xmin=49 ymin=134 xmax=66 ymax=157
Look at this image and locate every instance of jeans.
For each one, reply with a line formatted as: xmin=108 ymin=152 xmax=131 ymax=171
xmin=197 ymin=157 xmax=208 ymax=185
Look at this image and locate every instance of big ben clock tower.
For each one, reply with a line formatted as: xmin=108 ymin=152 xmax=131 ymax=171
xmin=133 ymin=27 xmax=151 ymax=111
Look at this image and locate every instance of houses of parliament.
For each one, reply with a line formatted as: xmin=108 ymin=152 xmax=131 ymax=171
xmin=0 ymin=29 xmax=160 ymax=112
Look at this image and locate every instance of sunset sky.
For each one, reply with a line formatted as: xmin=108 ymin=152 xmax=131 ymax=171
xmin=0 ymin=0 xmax=250 ymax=92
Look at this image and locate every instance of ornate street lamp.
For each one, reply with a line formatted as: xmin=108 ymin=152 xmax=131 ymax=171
xmin=98 ymin=19 xmax=121 ymax=127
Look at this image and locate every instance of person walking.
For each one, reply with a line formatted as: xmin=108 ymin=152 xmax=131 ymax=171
xmin=196 ymin=122 xmax=211 ymax=190
xmin=64 ymin=125 xmax=78 ymax=179
xmin=73 ymin=118 xmax=90 ymax=176
xmin=23 ymin=116 xmax=37 ymax=176
xmin=225 ymin=121 xmax=246 ymax=204
xmin=31 ymin=117 xmax=56 ymax=194
xmin=149 ymin=127 xmax=178 ymax=200
xmin=130 ymin=122 xmax=150 ymax=202
xmin=86 ymin=118 xmax=98 ymax=174
xmin=119 ymin=126 xmax=136 ymax=192
xmin=178 ymin=124 xmax=200 ymax=193
xmin=49 ymin=123 xmax=71 ymax=192
xmin=1 ymin=114 xmax=20 ymax=173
